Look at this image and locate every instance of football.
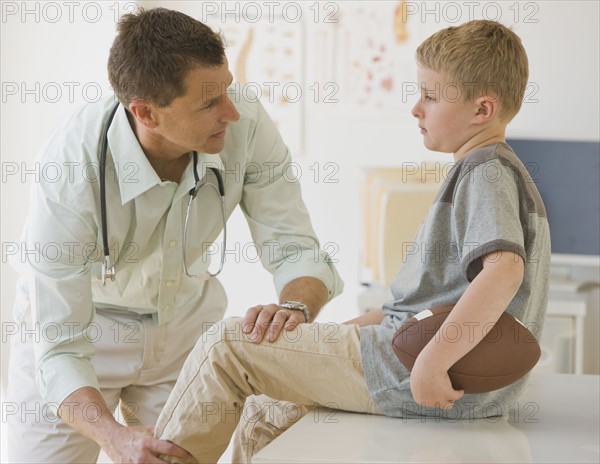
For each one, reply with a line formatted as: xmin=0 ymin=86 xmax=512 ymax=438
xmin=391 ymin=304 xmax=541 ymax=394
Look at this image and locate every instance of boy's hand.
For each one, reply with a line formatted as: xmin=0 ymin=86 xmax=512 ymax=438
xmin=410 ymin=356 xmax=464 ymax=409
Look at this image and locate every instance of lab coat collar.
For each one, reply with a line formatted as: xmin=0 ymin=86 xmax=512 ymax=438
xmin=176 ymin=152 xmax=224 ymax=203
xmin=107 ymin=104 xmax=224 ymax=205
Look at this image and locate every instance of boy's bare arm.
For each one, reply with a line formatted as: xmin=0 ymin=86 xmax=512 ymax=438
xmin=344 ymin=309 xmax=385 ymax=326
xmin=410 ymin=250 xmax=525 ymax=409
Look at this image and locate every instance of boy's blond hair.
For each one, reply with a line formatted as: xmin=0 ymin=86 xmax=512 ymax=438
xmin=416 ymin=20 xmax=528 ymax=121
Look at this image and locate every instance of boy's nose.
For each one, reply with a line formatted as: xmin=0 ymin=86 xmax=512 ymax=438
xmin=411 ymin=101 xmax=423 ymax=119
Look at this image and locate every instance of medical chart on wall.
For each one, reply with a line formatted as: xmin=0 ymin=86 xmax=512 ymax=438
xmin=204 ymin=14 xmax=305 ymax=155
xmin=184 ymin=1 xmax=416 ymax=154
xmin=309 ymin=1 xmax=418 ymax=117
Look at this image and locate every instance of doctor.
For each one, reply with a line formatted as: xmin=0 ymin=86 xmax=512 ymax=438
xmin=7 ymin=7 xmax=342 ymax=463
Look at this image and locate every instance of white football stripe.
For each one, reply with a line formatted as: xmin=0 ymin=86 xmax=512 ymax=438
xmin=414 ymin=309 xmax=433 ymax=321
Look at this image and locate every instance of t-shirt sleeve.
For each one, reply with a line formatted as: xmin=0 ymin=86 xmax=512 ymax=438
xmin=452 ymin=159 xmax=526 ymax=282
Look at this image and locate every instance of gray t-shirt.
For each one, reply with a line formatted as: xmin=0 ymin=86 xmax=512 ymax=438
xmin=360 ymin=142 xmax=551 ymax=419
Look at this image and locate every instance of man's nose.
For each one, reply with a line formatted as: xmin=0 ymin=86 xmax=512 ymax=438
xmin=221 ymin=95 xmax=240 ymax=122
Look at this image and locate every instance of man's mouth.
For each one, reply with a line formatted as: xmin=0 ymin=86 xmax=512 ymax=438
xmin=211 ymin=128 xmax=227 ymax=139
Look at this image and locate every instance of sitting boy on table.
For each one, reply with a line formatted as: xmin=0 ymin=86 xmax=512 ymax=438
xmin=155 ymin=19 xmax=550 ymax=463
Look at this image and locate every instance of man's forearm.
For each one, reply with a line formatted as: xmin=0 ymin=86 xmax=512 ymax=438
xmin=57 ymin=386 xmax=121 ymax=450
xmin=57 ymin=386 xmax=192 ymax=461
xmin=279 ymin=276 xmax=328 ymax=321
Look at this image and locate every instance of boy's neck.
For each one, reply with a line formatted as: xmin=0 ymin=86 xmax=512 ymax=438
xmin=453 ymin=125 xmax=507 ymax=162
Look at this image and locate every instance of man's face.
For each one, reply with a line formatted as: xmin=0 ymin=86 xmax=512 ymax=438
xmin=150 ymin=59 xmax=240 ymax=156
xmin=411 ymin=67 xmax=476 ymax=154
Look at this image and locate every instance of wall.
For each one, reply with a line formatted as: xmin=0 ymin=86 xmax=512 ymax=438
xmin=1 ymin=1 xmax=599 ymax=460
xmin=202 ymin=0 xmax=600 ymax=322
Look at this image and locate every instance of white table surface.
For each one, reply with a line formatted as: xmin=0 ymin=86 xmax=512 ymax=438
xmin=253 ymin=373 xmax=599 ymax=463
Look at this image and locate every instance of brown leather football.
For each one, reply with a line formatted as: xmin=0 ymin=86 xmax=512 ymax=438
xmin=391 ymin=304 xmax=541 ymax=394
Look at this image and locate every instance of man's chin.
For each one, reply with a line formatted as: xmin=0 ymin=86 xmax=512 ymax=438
xmin=197 ymin=142 xmax=225 ymax=155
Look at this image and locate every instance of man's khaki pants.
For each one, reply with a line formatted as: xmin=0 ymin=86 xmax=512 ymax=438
xmin=156 ymin=317 xmax=382 ymax=463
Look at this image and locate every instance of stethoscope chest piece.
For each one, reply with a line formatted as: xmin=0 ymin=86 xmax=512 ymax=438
xmin=102 ymin=256 xmax=115 ymax=285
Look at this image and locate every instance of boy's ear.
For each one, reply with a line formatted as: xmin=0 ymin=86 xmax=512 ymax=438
xmin=128 ymin=100 xmax=159 ymax=129
xmin=473 ymin=95 xmax=499 ymax=124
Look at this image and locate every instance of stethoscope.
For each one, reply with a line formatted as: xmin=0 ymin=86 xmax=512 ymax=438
xmin=99 ymin=102 xmax=227 ymax=285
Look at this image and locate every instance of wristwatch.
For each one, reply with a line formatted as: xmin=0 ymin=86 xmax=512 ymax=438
xmin=280 ymin=300 xmax=310 ymax=323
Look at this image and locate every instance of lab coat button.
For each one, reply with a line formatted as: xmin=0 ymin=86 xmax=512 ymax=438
xmin=163 ymin=305 xmax=172 ymax=312
xmin=169 ymin=240 xmax=178 ymax=248
xmin=166 ymin=280 xmax=175 ymax=287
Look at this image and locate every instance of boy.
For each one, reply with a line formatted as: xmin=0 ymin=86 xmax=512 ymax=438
xmin=155 ymin=20 xmax=550 ymax=462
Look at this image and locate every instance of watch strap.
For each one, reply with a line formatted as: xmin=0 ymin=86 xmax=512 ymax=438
xmin=280 ymin=300 xmax=310 ymax=323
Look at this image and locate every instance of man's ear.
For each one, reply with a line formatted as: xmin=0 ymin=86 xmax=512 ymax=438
xmin=473 ymin=95 xmax=499 ymax=124
xmin=128 ymin=100 xmax=158 ymax=129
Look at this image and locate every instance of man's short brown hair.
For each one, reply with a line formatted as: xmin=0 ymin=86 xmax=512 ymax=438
xmin=416 ymin=20 xmax=529 ymax=121
xmin=108 ymin=8 xmax=225 ymax=107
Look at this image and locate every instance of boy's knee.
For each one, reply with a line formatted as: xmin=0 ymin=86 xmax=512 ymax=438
xmin=199 ymin=317 xmax=247 ymax=347
xmin=221 ymin=316 xmax=247 ymax=342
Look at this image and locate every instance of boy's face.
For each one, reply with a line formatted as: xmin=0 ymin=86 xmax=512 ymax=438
xmin=412 ymin=67 xmax=478 ymax=155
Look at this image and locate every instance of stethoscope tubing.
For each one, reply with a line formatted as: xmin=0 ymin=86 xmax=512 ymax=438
xmin=99 ymin=102 xmax=120 ymax=285
xmin=183 ymin=156 xmax=226 ymax=279
xmin=99 ymin=102 xmax=227 ymax=285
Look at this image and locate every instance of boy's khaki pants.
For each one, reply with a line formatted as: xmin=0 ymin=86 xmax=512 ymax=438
xmin=7 ymin=277 xmax=281 ymax=463
xmin=233 ymin=395 xmax=310 ymax=463
xmin=155 ymin=317 xmax=382 ymax=463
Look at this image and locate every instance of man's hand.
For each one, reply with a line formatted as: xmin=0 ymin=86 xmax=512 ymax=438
xmin=409 ymin=356 xmax=464 ymax=410
xmin=58 ymin=388 xmax=192 ymax=463
xmin=243 ymin=277 xmax=329 ymax=343
xmin=243 ymin=304 xmax=305 ymax=343
xmin=102 ymin=424 xmax=193 ymax=464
